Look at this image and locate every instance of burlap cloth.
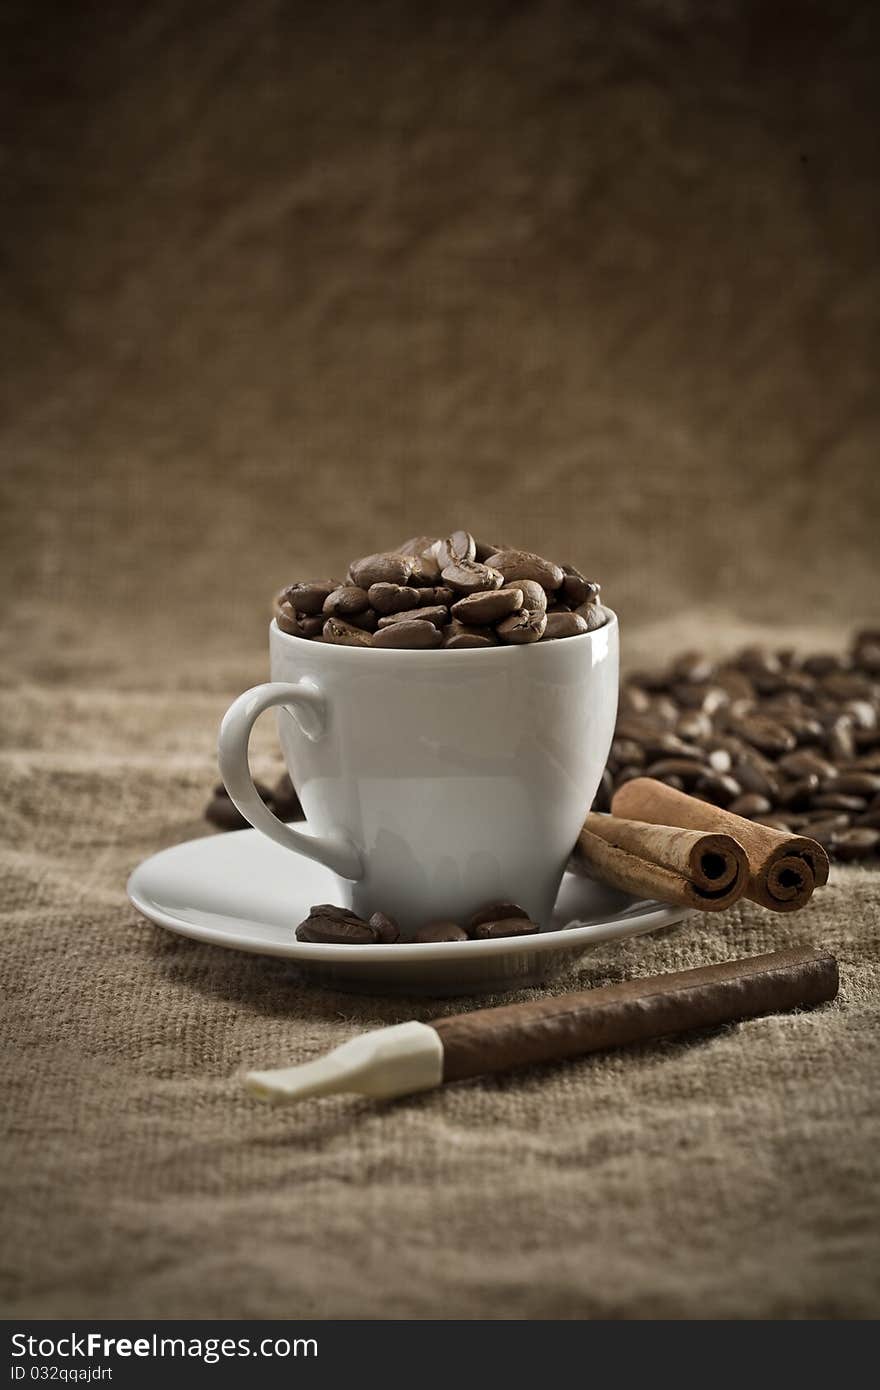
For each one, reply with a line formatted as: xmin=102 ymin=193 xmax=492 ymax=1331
xmin=2 ymin=0 xmax=879 ymax=1320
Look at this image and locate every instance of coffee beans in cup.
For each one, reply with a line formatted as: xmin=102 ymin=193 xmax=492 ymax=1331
xmin=273 ymin=531 xmax=604 ymax=650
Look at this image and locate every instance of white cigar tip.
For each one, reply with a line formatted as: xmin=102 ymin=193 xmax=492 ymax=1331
xmin=243 ymin=1021 xmax=444 ymax=1105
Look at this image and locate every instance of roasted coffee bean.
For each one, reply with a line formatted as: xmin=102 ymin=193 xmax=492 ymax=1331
xmin=349 ymin=551 xmax=414 ymax=589
xmin=344 ymin=608 xmax=379 ymax=632
xmin=442 ymin=620 xmax=497 ymax=648
xmin=854 ymin=639 xmax=880 ymax=673
xmin=414 ymin=921 xmax=469 ymax=943
xmin=834 ymin=827 xmax=880 ymax=859
xmin=855 ymin=808 xmax=880 ymax=829
xmin=322 ymin=618 xmax=374 ymax=647
xmin=296 ymin=904 xmax=377 ymax=943
xmin=645 ymin=758 xmax=707 ymax=786
xmin=609 ymin=739 xmax=645 ymax=768
xmin=451 ymin=586 xmax=523 ymax=625
xmin=844 ymin=700 xmax=877 ymax=731
xmin=373 ymin=620 xmax=443 ymax=649
xmin=471 ymin=917 xmax=540 ymax=939
xmin=706 ymin=747 xmax=733 ymax=773
xmin=574 ymin=601 xmax=607 ymax=632
xmin=827 ymin=717 xmax=856 ymax=762
xmin=619 ymin=686 xmax=651 ymax=715
xmin=323 ymin=584 xmax=370 ymax=617
xmin=729 ymin=715 xmax=797 ymax=756
xmin=496 ymin=608 xmax=547 ymax=644
xmin=802 ymin=653 xmax=845 ymax=677
xmin=616 ymin=765 xmax=645 ymax=787
xmin=777 ymin=750 xmax=838 ymax=781
xmin=694 ymin=772 xmax=742 ymax=806
xmin=714 ymin=667 xmax=756 ymax=702
xmin=418 ymin=585 xmax=455 ymax=607
xmin=485 ymin=549 xmax=563 ymax=592
xmin=470 ymin=902 xmax=530 ymax=928
xmin=672 ymin=683 xmax=728 ymax=714
xmin=812 ymin=793 xmax=867 ymax=812
xmin=832 ymin=772 xmax=880 ymax=797
xmin=398 ymin=535 xmax=438 ymax=558
xmin=368 ymin=583 xmax=421 ymax=615
xmin=275 ymin=600 xmax=323 ymax=638
xmin=777 ymin=774 xmax=820 ymax=810
xmin=516 ymin=579 xmax=549 ymax=614
xmin=542 ymin=612 xmax=590 ymax=640
xmin=441 ymin=559 xmax=504 ymax=594
xmin=677 ymin=711 xmax=714 ymax=742
xmin=548 ymin=601 xmax=573 ymax=613
xmin=369 ymin=911 xmax=400 ymax=943
xmin=727 ymin=793 xmax=772 ymax=818
xmin=670 ymin=651 xmax=715 ymax=684
xmin=283 ymin=579 xmax=338 ymax=615
xmin=560 ymin=564 xmax=599 ymax=608
xmin=822 ymin=672 xmax=873 ymax=701
xmin=433 ymin=530 xmax=477 ymax=570
xmin=378 ymin=605 xmax=449 ymax=629
xmin=785 ymin=715 xmax=825 ymax=744
xmin=805 ymin=816 xmax=850 ymax=846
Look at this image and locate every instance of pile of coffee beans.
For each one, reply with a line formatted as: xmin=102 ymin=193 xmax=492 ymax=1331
xmin=595 ymin=628 xmax=880 ymax=861
xmin=273 ymin=531 xmax=604 ymax=649
xmin=295 ymin=901 xmax=544 ymax=944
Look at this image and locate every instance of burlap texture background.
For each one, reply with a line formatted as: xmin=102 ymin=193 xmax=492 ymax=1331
xmin=1 ymin=0 xmax=879 ymax=1318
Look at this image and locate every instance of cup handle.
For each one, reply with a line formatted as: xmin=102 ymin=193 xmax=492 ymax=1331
xmin=218 ymin=681 xmax=363 ymax=881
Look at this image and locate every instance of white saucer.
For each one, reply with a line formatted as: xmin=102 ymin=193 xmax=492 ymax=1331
xmin=127 ymin=829 xmax=688 ymax=995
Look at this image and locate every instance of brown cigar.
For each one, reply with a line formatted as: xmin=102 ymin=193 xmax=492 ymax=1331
xmin=246 ymin=947 xmax=838 ymax=1102
xmin=574 ymin=811 xmax=749 ymax=910
xmin=612 ymin=778 xmax=829 ymax=913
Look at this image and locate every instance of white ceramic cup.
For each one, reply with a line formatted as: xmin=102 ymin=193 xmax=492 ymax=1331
xmin=218 ymin=609 xmax=618 ymax=933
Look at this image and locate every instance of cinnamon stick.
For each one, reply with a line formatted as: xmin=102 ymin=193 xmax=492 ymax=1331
xmin=574 ymin=812 xmax=749 ymax=910
xmin=612 ymin=778 xmax=829 ymax=913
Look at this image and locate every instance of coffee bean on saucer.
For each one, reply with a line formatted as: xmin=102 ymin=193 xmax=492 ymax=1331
xmin=485 ymin=550 xmax=563 ymax=592
xmin=414 ymin=921 xmax=469 ymax=943
xmin=472 ymin=917 xmax=540 ymax=939
xmin=368 ymin=583 xmax=421 ymax=615
xmin=441 ymin=559 xmax=504 ymax=594
xmin=349 ymin=552 xmax=415 ymax=589
xmin=373 ymin=620 xmax=443 ymax=649
xmin=322 ymin=618 xmax=374 ymax=646
xmin=296 ymin=906 xmax=377 ymax=944
xmin=451 ymin=586 xmax=523 ymax=625
xmin=323 ymin=585 xmax=370 ymax=617
xmin=542 ymin=612 xmax=590 ymax=640
xmin=470 ymin=902 xmax=530 ymax=928
xmin=369 ymin=911 xmax=400 ymax=943
xmin=433 ymin=531 xmax=477 ymax=570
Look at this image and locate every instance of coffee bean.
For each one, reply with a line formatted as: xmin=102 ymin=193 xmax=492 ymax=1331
xmin=451 ymin=586 xmax=523 ymax=625
xmin=441 ymin=559 xmax=504 ymax=594
xmin=323 ymin=585 xmax=370 ymax=617
xmin=496 ymin=608 xmax=548 ymax=644
xmin=812 ymin=793 xmax=867 ymax=812
xmin=377 ymin=605 xmax=449 ymax=629
xmin=369 ymin=911 xmax=400 ymax=943
xmin=275 ymin=600 xmax=324 ymax=638
xmin=854 ymin=639 xmax=880 ymax=673
xmin=609 ymin=739 xmax=645 ymax=768
xmin=694 ymin=772 xmax=742 ymax=806
xmin=560 ymin=565 xmax=599 ymax=608
xmin=283 ymin=580 xmax=338 ymax=615
xmin=442 ymin=620 xmax=497 ymax=648
xmin=485 ymin=549 xmax=564 ymax=592
xmin=433 ymin=531 xmax=477 ymax=570
xmin=706 ymin=747 xmax=733 ymax=774
xmin=777 ymin=774 xmax=820 ymax=810
xmin=805 ymin=816 xmax=850 ymax=846
xmin=822 ymin=672 xmax=873 ymax=701
xmin=372 ymin=620 xmax=443 ymax=649
xmin=729 ymin=715 xmax=797 ymax=756
xmin=827 ymin=717 xmax=856 ymax=762
xmin=728 ymin=793 xmax=772 ymax=818
xmin=834 ymin=827 xmax=880 ymax=859
xmin=322 ymin=618 xmax=374 ymax=647
xmin=855 ymin=808 xmax=880 ymax=829
xmin=516 ymin=579 xmax=549 ymax=614
xmin=619 ymin=686 xmax=652 ymax=715
xmin=471 ymin=917 xmax=540 ymax=939
xmin=474 ymin=538 xmax=507 ymax=561
xmin=542 ymin=612 xmax=590 ymax=640
xmin=833 ymin=772 xmax=880 ymax=797
xmin=575 ymin=601 xmax=607 ymax=631
xmin=845 ymin=700 xmax=878 ymax=731
xmin=349 ymin=552 xmax=415 ymax=589
xmin=398 ymin=536 xmax=438 ymax=558
xmin=645 ymin=758 xmax=707 ymax=785
xmin=470 ymin=901 xmax=530 ymax=928
xmin=346 ymin=608 xmax=380 ymax=632
xmin=777 ymin=750 xmax=838 ymax=780
xmin=409 ymin=551 xmax=443 ymax=586
xmin=368 ymin=583 xmax=421 ymax=615
xmin=670 ymin=651 xmax=715 ymax=684
xmin=414 ymin=921 xmax=469 ymax=943
xmin=802 ymin=653 xmax=845 ymax=677
xmin=677 ymin=712 xmax=714 ymax=742
xmin=418 ymin=586 xmax=455 ymax=607
xmin=296 ymin=906 xmax=377 ymax=944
